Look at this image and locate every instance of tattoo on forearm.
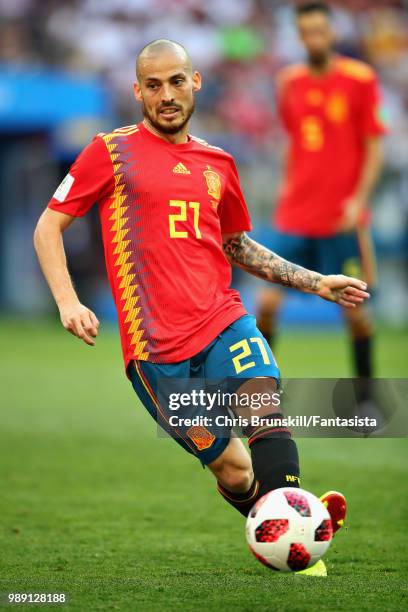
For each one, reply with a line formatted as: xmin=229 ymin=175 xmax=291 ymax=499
xmin=223 ymin=233 xmax=322 ymax=292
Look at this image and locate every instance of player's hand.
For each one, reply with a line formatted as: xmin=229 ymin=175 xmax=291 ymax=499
xmin=316 ymin=274 xmax=370 ymax=308
xmin=59 ymin=302 xmax=100 ymax=346
xmin=337 ymin=196 xmax=365 ymax=232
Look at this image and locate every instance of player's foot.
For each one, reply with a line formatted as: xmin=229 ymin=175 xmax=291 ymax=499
xmin=295 ymin=559 xmax=327 ymax=577
xmin=320 ymin=490 xmax=347 ymax=534
xmin=295 ymin=491 xmax=345 ymax=576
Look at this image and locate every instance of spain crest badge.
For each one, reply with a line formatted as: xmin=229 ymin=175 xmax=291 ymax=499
xmin=203 ymin=166 xmax=221 ymax=209
xmin=186 ymin=425 xmax=216 ymax=451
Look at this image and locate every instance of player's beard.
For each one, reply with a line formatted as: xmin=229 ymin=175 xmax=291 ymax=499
xmin=308 ymin=50 xmax=331 ymax=70
xmin=142 ymin=99 xmax=195 ymax=135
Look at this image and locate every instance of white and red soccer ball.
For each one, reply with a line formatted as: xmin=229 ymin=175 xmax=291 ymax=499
xmin=246 ymin=488 xmax=333 ymax=572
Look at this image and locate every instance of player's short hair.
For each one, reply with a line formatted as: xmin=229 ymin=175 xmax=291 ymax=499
xmin=136 ymin=39 xmax=192 ymax=80
xmin=296 ymin=2 xmax=332 ymax=18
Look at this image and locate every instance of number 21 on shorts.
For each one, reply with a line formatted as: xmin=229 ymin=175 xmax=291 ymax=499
xmin=229 ymin=337 xmax=272 ymax=374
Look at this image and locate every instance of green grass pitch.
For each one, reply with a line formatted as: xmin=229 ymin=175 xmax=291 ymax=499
xmin=0 ymin=320 xmax=407 ymax=611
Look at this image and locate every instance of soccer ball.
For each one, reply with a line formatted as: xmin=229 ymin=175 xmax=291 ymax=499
xmin=246 ymin=487 xmax=333 ymax=572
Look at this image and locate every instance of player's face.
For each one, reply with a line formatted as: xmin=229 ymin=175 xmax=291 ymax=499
xmin=134 ymin=53 xmax=201 ymax=135
xmin=297 ymin=12 xmax=335 ymax=66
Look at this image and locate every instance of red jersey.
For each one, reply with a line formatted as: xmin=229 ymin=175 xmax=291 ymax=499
xmin=275 ymin=56 xmax=387 ymax=237
xmin=48 ymin=122 xmax=251 ymax=369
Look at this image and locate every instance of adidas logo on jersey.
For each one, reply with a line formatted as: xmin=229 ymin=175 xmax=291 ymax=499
xmin=173 ymin=162 xmax=191 ymax=174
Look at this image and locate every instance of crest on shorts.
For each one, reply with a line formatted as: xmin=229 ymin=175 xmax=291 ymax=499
xmin=203 ymin=166 xmax=221 ymax=206
xmin=186 ymin=425 xmax=216 ymax=451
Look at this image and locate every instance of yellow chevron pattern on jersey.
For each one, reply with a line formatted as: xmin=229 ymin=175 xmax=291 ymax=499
xmin=102 ymin=129 xmax=149 ymax=360
xmin=336 ymin=57 xmax=375 ymax=83
xmin=113 ymin=124 xmax=140 ymax=135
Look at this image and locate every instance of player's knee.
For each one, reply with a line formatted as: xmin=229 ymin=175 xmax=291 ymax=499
xmin=216 ymin=464 xmax=254 ymax=494
xmin=208 ymin=438 xmax=253 ymax=492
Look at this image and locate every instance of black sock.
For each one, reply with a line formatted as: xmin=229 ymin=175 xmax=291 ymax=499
xmin=217 ymin=478 xmax=260 ymax=517
xmin=352 ymin=335 xmax=374 ymax=403
xmin=352 ymin=335 xmax=373 ymax=378
xmin=250 ymin=437 xmax=300 ymax=498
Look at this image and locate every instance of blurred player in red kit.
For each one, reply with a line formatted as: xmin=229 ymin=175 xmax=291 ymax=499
xmin=257 ymin=2 xmax=386 ymax=398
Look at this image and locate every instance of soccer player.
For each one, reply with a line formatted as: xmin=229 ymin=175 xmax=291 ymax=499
xmin=34 ymin=39 xmax=369 ymax=575
xmin=257 ymin=2 xmax=386 ymax=399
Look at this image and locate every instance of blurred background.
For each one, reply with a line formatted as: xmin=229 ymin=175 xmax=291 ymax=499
xmin=0 ymin=0 xmax=407 ymax=331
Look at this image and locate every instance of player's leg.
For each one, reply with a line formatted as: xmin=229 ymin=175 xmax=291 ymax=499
xmin=204 ymin=315 xmax=300 ymax=514
xmin=234 ymin=376 xmax=300 ymax=497
xmin=129 ymin=357 xmax=259 ymax=515
xmin=343 ymin=303 xmax=374 ymax=381
xmin=207 ymin=436 xmax=253 ymax=493
xmin=207 ymin=437 xmax=260 ymax=517
xmin=256 ymin=230 xmax=314 ymax=348
xmin=320 ymin=229 xmax=376 ymax=386
xmin=128 ymin=359 xmax=231 ymax=464
xmin=343 ymin=227 xmax=377 ymax=385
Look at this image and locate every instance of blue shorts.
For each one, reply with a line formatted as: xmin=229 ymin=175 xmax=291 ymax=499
xmin=260 ymin=229 xmax=370 ymax=278
xmin=128 ymin=315 xmax=280 ymax=465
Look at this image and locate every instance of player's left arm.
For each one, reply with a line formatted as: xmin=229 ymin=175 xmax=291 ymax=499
xmin=354 ymin=136 xmax=384 ymax=204
xmin=338 ymin=71 xmax=387 ymax=232
xmin=222 ymin=232 xmax=369 ymax=308
xmin=338 ymin=136 xmax=384 ymax=232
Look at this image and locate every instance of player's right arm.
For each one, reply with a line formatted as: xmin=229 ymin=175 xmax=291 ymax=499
xmin=33 ymin=209 xmax=99 ymax=346
xmin=34 ymin=134 xmax=113 ymax=345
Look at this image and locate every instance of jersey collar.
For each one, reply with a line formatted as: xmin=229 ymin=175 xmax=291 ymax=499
xmin=139 ymin=122 xmax=194 ymax=150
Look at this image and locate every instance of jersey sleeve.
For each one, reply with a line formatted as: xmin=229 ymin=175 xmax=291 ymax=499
xmin=218 ymin=157 xmax=252 ymax=234
xmin=358 ymin=75 xmax=388 ymax=137
xmin=48 ymin=135 xmax=114 ymax=216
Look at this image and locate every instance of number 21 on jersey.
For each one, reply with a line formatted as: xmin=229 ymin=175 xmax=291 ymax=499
xmin=169 ymin=200 xmax=201 ymax=239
